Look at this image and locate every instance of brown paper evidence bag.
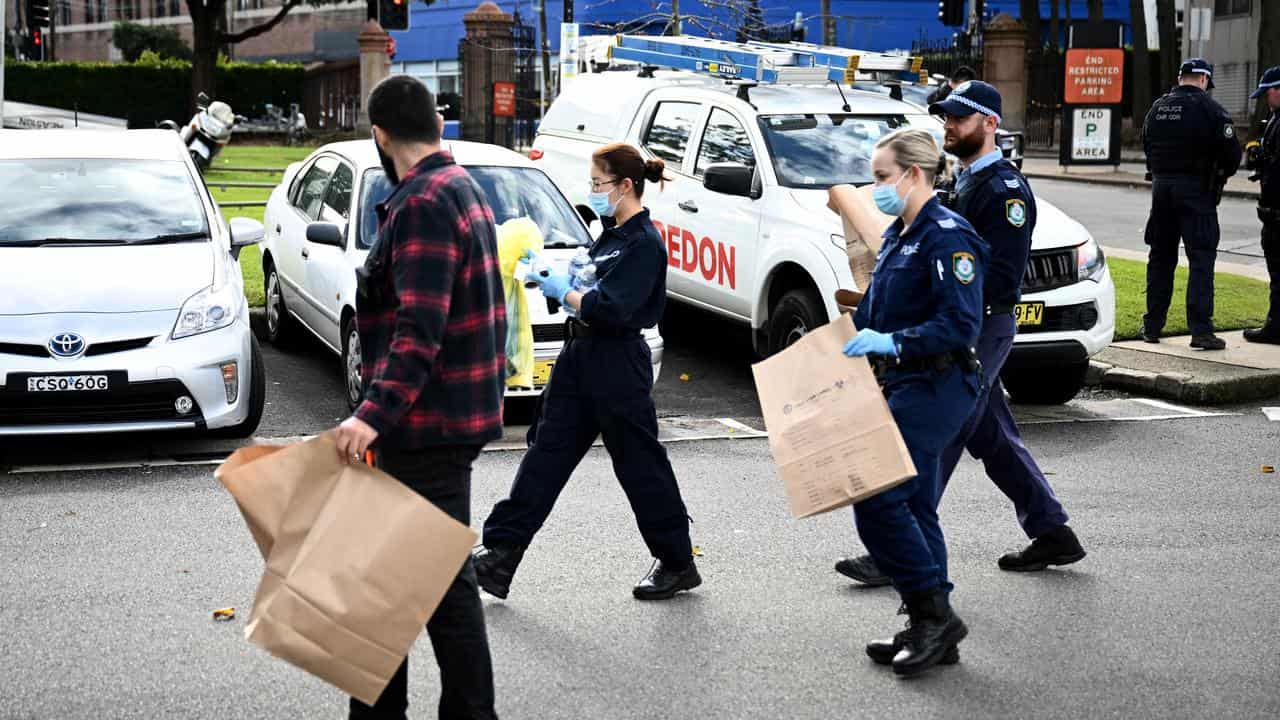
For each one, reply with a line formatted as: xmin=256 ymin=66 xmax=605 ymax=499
xmin=215 ymin=433 xmax=477 ymax=706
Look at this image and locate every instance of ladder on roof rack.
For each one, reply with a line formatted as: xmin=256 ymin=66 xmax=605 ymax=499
xmin=606 ymin=34 xmax=926 ymax=86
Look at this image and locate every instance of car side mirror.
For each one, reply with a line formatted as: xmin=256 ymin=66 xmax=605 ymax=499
xmin=230 ymin=217 xmax=265 ymax=248
xmin=306 ymin=221 xmax=346 ymax=249
xmin=703 ymin=163 xmax=755 ymax=198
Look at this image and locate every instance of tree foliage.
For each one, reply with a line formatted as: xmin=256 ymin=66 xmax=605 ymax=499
xmin=113 ymin=21 xmax=193 ymax=62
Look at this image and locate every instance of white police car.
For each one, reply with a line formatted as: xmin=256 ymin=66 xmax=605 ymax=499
xmin=532 ymin=41 xmax=1114 ymax=404
xmin=0 ymin=130 xmax=267 ymax=436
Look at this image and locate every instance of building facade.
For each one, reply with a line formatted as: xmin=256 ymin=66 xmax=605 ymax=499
xmin=1181 ymin=0 xmax=1262 ymax=120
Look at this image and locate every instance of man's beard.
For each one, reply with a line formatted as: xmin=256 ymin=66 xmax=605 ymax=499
xmin=375 ymin=138 xmax=400 ymax=186
xmin=945 ymin=126 xmax=985 ymax=160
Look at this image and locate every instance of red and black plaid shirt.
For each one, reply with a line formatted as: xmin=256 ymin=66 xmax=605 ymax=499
xmin=355 ymin=151 xmax=506 ymax=449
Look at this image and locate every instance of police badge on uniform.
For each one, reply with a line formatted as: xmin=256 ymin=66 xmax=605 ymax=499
xmin=953 ymin=251 xmax=976 ymax=284
xmin=1005 ymin=198 xmax=1027 ymax=227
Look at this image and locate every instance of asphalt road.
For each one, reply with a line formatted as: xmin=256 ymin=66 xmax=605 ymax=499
xmin=1033 ymin=178 xmax=1267 ymax=266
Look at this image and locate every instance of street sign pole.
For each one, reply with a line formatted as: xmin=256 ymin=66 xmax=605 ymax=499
xmin=1 ymin=0 xmax=6 ymax=129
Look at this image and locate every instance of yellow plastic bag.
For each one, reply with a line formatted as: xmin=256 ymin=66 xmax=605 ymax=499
xmin=495 ymin=217 xmax=544 ymax=388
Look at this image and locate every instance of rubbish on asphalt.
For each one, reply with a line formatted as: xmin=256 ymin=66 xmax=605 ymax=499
xmin=1262 ymin=407 xmax=1280 ymax=422
xmin=1263 ymin=465 xmax=1276 ymax=474
xmin=692 ymin=546 xmax=704 ymax=557
xmin=212 ymin=607 xmax=236 ymax=621
xmin=752 ymin=314 xmax=916 ymax=519
xmin=680 ymin=373 xmax=691 ymax=382
xmin=215 ymin=434 xmax=477 ymax=705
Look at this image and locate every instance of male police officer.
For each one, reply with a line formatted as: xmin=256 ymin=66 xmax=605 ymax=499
xmin=1243 ymin=66 xmax=1280 ymax=344
xmin=835 ymin=81 xmax=1086 ymax=588
xmin=1141 ymin=58 xmax=1242 ymax=350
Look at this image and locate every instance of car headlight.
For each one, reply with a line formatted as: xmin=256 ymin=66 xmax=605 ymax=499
xmin=1076 ymin=235 xmax=1106 ymax=282
xmin=173 ymin=284 xmax=238 ymax=339
xmin=831 ymin=234 xmax=846 ymax=250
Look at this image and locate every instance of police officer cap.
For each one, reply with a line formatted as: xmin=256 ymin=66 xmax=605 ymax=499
xmin=929 ymin=80 xmax=1003 ymax=124
xmin=1179 ymin=57 xmax=1215 ymax=89
xmin=1250 ymin=66 xmax=1280 ymax=99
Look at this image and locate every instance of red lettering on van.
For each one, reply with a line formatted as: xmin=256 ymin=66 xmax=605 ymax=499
xmin=698 ymin=237 xmax=716 ymax=281
xmin=653 ymin=219 xmax=736 ymax=290
xmin=680 ymin=230 xmax=698 ymax=274
xmin=717 ymin=243 xmax=736 ymax=289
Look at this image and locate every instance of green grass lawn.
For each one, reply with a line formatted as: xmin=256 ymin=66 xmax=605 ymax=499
xmin=213 ymin=145 xmax=313 ymax=169
xmin=1108 ymin=257 xmax=1271 ymax=340
xmin=213 ymin=146 xmax=302 ymax=308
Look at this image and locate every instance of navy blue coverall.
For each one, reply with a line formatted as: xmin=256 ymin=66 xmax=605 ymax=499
xmin=482 ymin=209 xmax=693 ymax=569
xmin=1142 ymin=85 xmax=1242 ymax=336
xmin=941 ymin=151 xmax=1069 ymax=539
xmin=851 ymin=197 xmax=987 ymax=595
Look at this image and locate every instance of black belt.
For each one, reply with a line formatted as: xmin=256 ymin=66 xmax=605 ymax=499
xmin=986 ymin=304 xmax=1015 ymax=316
xmin=1259 ymin=207 xmax=1280 ymax=223
xmin=565 ymin=318 xmax=640 ymax=340
xmin=870 ymin=348 xmax=980 ymax=381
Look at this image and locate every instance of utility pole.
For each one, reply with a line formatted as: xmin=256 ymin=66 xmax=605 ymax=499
xmin=538 ymin=0 xmax=548 ymax=121
xmin=1 ymin=0 xmax=6 ymax=129
xmin=670 ymin=0 xmax=680 ymax=35
xmin=821 ymin=0 xmax=834 ymax=45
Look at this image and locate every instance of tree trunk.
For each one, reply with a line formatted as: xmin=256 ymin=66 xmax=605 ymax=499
xmin=1129 ymin=0 xmax=1151 ymax=131
xmin=1019 ymin=0 xmax=1042 ymax=50
xmin=1049 ymin=0 xmax=1060 ymax=51
xmin=1156 ymin=0 xmax=1178 ymax=93
xmin=1259 ymin=0 xmax=1280 ymax=127
xmin=538 ymin=0 xmax=550 ymax=118
xmin=189 ymin=1 xmax=221 ymax=112
xmin=1087 ymin=0 xmax=1103 ymax=23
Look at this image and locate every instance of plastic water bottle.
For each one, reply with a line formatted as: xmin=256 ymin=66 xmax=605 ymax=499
xmin=524 ymin=254 xmax=552 ymax=289
xmin=575 ymin=264 xmax=599 ymax=294
xmin=568 ymin=248 xmax=592 ymax=287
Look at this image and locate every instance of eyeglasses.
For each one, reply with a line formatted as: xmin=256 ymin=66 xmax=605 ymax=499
xmin=588 ymin=177 xmax=619 ymax=192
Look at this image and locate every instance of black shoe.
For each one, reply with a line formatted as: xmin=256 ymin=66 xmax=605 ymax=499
xmin=890 ymin=591 xmax=968 ymax=677
xmin=998 ymin=525 xmax=1087 ymax=572
xmin=472 ymin=543 xmax=525 ymax=600
xmin=633 ymin=559 xmax=701 ymax=600
xmin=1140 ymin=327 xmax=1161 ymax=343
xmin=1243 ymin=327 xmax=1280 ymax=345
xmin=835 ymin=554 xmax=892 ymax=587
xmin=1190 ymin=334 xmax=1226 ymax=350
xmin=866 ymin=628 xmax=960 ymax=666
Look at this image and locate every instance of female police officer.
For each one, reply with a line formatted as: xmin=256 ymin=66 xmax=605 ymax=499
xmin=844 ymin=128 xmax=987 ymax=677
xmin=473 ymin=143 xmax=701 ymax=602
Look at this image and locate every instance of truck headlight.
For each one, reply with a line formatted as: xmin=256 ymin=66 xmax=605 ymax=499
xmin=173 ymin=284 xmax=238 ymax=339
xmin=1076 ymin=235 xmax=1106 ymax=282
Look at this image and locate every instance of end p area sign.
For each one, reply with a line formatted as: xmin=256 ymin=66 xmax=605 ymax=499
xmin=1071 ymin=108 xmax=1113 ymax=160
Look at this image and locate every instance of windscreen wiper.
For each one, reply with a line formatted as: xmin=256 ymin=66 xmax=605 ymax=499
xmin=2 ymin=237 xmax=128 ymax=247
xmin=127 ymin=231 xmax=210 ymax=246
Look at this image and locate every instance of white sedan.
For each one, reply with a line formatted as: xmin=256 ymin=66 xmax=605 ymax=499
xmin=260 ymin=139 xmax=664 ymax=409
xmin=0 ymin=129 xmax=266 ymax=437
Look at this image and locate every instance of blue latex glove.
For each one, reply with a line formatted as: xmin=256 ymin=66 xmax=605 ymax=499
xmin=538 ymin=270 xmax=574 ymax=304
xmin=843 ymin=329 xmax=898 ymax=357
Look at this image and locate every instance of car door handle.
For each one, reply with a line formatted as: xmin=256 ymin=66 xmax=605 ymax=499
xmin=275 ymin=225 xmax=282 ymax=234
xmin=678 ymin=200 xmax=698 ymax=213
xmin=301 ymin=248 xmax=310 ymax=259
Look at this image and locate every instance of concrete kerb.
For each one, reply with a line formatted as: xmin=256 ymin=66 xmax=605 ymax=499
xmin=1085 ymin=351 xmax=1280 ymax=405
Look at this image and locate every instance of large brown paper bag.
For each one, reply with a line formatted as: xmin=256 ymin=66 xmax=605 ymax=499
xmin=828 ymin=184 xmax=894 ymax=292
xmin=215 ymin=433 xmax=478 ymax=705
xmin=751 ymin=314 xmax=917 ymax=518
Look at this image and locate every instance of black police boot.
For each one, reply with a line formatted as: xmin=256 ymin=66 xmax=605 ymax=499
xmin=1244 ymin=326 xmax=1280 ymax=345
xmin=866 ymin=610 xmax=961 ymax=666
xmin=1190 ymin=334 xmax=1227 ymax=350
xmin=998 ymin=525 xmax=1086 ymax=572
xmin=834 ymin=554 xmax=893 ymax=587
xmin=472 ymin=543 xmax=525 ymax=600
xmin=633 ymin=559 xmax=701 ymax=600
xmin=890 ymin=591 xmax=968 ymax=677
xmin=1140 ymin=326 xmax=1161 ymax=343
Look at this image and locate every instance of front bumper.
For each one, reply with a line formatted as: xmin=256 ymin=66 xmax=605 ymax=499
xmin=1011 ymin=268 xmax=1116 ymax=362
xmin=0 ymin=316 xmax=255 ymax=436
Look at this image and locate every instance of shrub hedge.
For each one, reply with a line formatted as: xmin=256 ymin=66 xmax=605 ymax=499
xmin=4 ymin=57 xmax=305 ymax=128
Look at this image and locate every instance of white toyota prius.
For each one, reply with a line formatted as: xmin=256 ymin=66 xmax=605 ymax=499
xmin=0 ymin=130 xmax=267 ymax=437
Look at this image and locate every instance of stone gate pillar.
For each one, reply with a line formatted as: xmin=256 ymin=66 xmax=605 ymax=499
xmin=461 ymin=2 xmax=516 ymax=145
xmin=983 ymin=13 xmax=1029 ymax=132
xmin=357 ymin=20 xmax=391 ymax=134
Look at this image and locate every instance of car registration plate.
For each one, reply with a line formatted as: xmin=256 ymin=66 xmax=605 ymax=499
xmin=531 ymin=360 xmax=555 ymax=386
xmin=26 ymin=374 xmax=111 ymax=392
xmin=1014 ymin=302 xmax=1045 ymax=327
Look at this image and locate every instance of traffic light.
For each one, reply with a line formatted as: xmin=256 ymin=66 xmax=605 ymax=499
xmin=29 ymin=28 xmax=44 ymax=60
xmin=938 ymin=0 xmax=964 ymax=27
xmin=378 ymin=0 xmax=408 ymax=31
xmin=27 ymin=0 xmax=51 ymax=28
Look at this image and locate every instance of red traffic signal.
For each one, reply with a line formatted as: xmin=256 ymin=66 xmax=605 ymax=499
xmin=378 ymin=0 xmax=409 ymax=31
xmin=33 ymin=29 xmax=42 ymax=45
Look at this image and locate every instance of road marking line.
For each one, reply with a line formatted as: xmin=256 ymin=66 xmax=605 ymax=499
xmin=716 ymin=418 xmax=768 ymax=436
xmin=1129 ymin=398 xmax=1223 ymax=418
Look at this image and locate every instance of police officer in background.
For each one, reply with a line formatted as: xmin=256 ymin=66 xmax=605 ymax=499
xmin=1141 ymin=58 xmax=1242 ymax=350
xmin=834 ymin=81 xmax=1085 ymax=591
xmin=1243 ymin=66 xmax=1280 ymax=344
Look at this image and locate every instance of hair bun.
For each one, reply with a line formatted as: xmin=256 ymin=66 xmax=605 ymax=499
xmin=644 ymin=158 xmax=667 ymax=183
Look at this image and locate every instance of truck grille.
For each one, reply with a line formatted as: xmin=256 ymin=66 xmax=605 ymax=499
xmin=1019 ymin=302 xmax=1099 ymax=334
xmin=1022 ymin=249 xmax=1077 ymax=293
xmin=0 ymin=379 xmax=201 ymax=427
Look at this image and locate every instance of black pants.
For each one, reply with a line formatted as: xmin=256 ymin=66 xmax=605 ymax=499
xmin=1144 ymin=176 xmax=1221 ymax=336
xmin=349 ymin=445 xmax=498 ymax=720
xmin=482 ymin=336 xmax=693 ymax=568
xmin=1262 ymin=219 xmax=1280 ymax=330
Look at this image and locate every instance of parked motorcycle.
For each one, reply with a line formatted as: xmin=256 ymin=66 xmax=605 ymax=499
xmin=159 ymin=93 xmax=243 ymax=173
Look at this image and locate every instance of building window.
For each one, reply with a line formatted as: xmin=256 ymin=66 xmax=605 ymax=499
xmin=236 ymin=0 xmax=264 ymax=10
xmin=169 ymin=0 xmax=180 ymax=15
xmin=1214 ymin=0 xmax=1250 ymax=17
xmin=56 ymin=0 xmax=71 ymax=24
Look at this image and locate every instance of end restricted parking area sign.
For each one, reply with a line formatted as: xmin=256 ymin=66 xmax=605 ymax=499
xmin=1059 ymin=42 xmax=1123 ymax=167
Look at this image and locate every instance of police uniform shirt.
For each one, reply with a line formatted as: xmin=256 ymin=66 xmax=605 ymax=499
xmin=854 ymin=196 xmax=990 ymax=358
xmin=1143 ymin=85 xmax=1242 ymax=178
xmin=578 ymin=208 xmax=667 ymax=330
xmin=1261 ymin=110 xmax=1280 ymax=210
xmin=952 ymin=149 xmax=1037 ymax=311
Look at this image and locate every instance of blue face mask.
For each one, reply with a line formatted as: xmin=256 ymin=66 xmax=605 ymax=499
xmin=872 ymin=173 xmax=914 ymax=216
xmin=587 ymin=189 xmax=618 ymax=218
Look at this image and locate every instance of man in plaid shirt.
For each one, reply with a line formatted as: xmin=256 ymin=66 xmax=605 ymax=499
xmin=333 ymin=75 xmax=505 ymax=720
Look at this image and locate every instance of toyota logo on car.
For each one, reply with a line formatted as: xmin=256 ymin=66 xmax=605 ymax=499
xmin=48 ymin=332 xmax=86 ymax=358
